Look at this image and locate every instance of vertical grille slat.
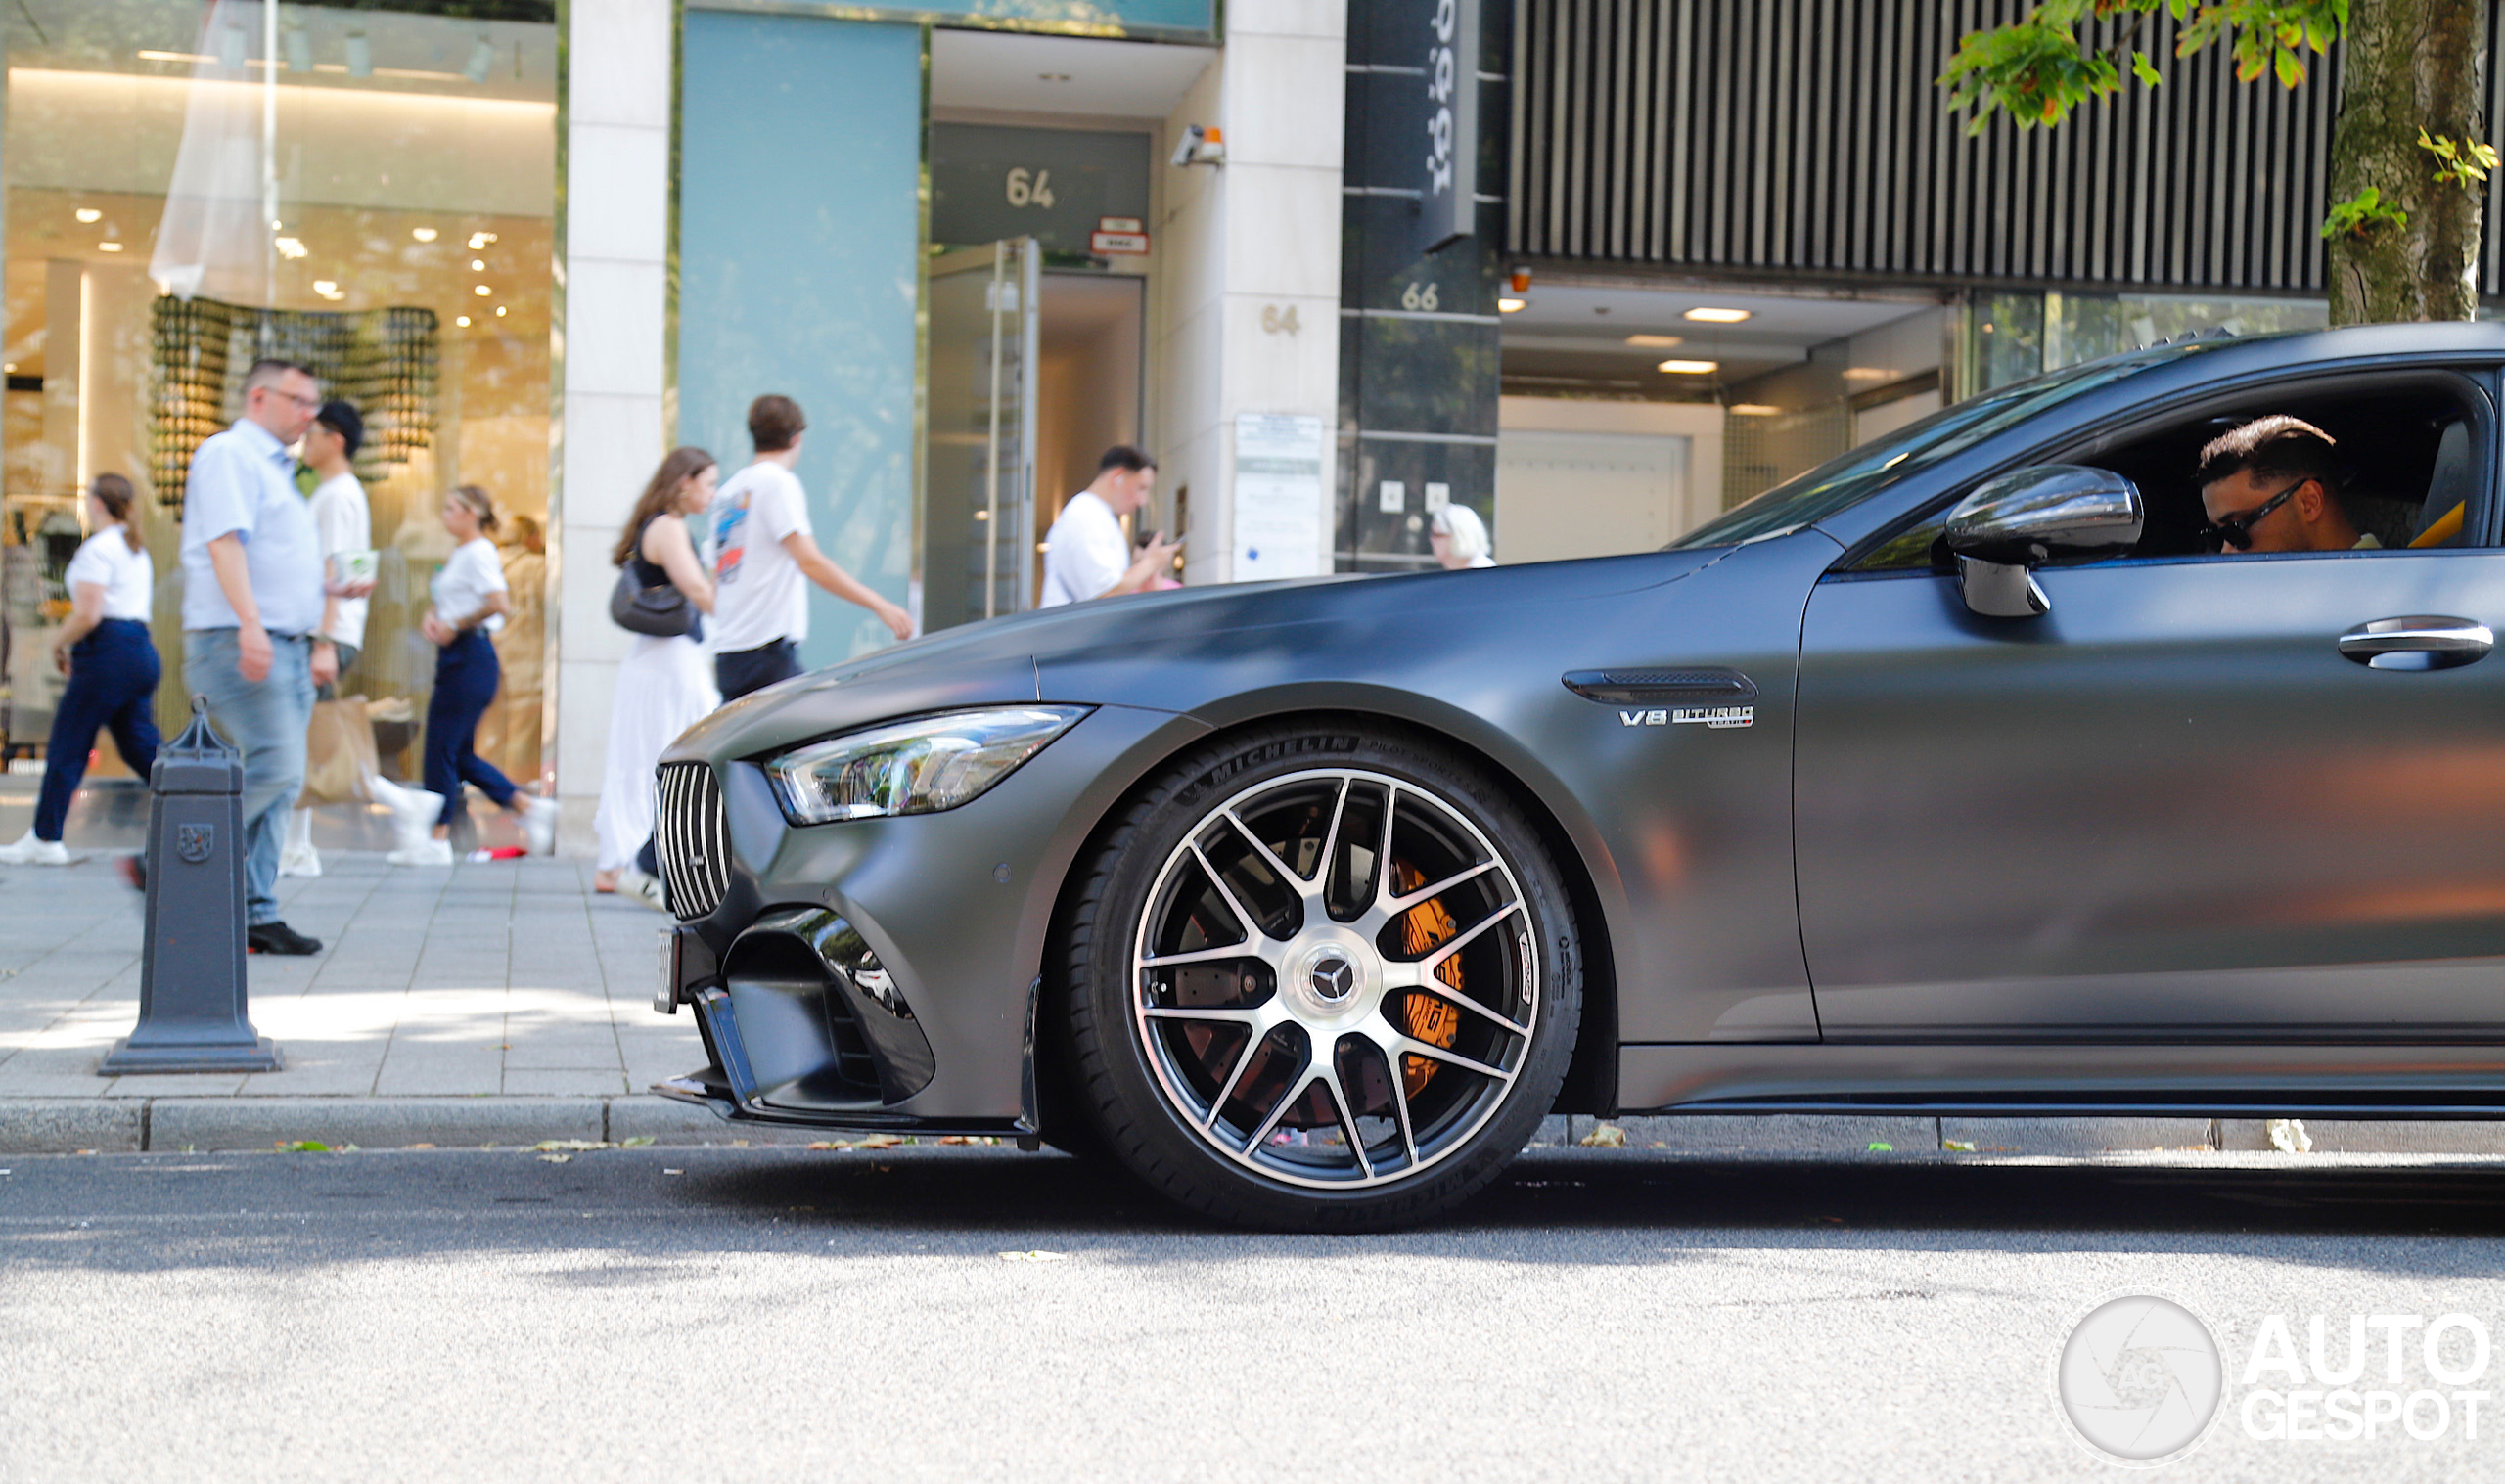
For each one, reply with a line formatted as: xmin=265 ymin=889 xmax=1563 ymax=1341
xmin=654 ymin=762 xmax=729 ymax=921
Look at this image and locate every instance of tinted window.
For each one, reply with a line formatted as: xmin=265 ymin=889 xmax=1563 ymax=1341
xmin=1672 ymin=341 xmax=2236 ymax=550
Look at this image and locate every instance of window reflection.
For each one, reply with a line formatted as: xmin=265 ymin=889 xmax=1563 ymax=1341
xmin=3 ymin=0 xmax=554 ymax=787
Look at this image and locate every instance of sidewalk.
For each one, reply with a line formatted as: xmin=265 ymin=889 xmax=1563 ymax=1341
xmin=6 ymin=836 xmax=2505 ymax=1161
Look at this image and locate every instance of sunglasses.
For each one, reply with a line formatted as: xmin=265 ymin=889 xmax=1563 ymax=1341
xmin=2199 ymin=478 xmax=2307 ymax=552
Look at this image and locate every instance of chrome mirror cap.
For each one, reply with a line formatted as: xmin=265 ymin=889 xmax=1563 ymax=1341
xmin=1946 ymin=464 xmax=2144 ymax=618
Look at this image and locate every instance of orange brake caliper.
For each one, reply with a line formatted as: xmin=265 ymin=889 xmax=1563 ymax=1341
xmin=1390 ymin=860 xmax=1464 ymax=1097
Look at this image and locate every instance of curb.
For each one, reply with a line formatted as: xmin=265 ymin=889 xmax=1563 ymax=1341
xmin=10 ymin=1102 xmax=2505 ymax=1158
xmin=0 ymin=1096 xmax=830 ymax=1154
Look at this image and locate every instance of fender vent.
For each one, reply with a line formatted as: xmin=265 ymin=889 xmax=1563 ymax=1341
xmin=1562 ymin=667 xmax=1758 ymax=705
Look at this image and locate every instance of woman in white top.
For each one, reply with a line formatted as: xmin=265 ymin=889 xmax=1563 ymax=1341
xmin=1 ymin=473 xmax=160 ymax=865
xmin=400 ymin=484 xmax=556 ymax=865
xmin=1430 ymin=503 xmax=1498 ymax=569
xmin=593 ymin=447 xmax=721 ymax=905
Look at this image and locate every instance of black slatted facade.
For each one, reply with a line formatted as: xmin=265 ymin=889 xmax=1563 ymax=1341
xmin=1508 ymin=0 xmax=2505 ymax=297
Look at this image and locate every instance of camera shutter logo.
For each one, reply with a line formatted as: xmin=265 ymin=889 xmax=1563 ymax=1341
xmin=2057 ymin=1294 xmax=2224 ymax=1463
xmin=176 ymin=824 xmax=214 ymax=864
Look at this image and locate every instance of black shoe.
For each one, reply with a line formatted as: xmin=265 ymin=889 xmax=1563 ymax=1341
xmin=247 ymin=921 xmax=323 ymax=956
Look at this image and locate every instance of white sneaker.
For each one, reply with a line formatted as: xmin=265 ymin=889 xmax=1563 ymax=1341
xmin=522 ymin=795 xmax=560 ymax=856
xmin=369 ymin=778 xmax=447 ymax=856
xmin=0 ymin=831 xmax=68 ymax=866
xmin=386 ymin=836 xmax=454 ymax=868
xmin=617 ymin=869 xmax=668 ymax=913
xmin=279 ymin=808 xmax=322 ymax=877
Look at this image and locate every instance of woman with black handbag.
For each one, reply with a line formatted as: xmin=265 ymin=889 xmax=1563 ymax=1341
xmin=594 ymin=446 xmax=718 ymax=905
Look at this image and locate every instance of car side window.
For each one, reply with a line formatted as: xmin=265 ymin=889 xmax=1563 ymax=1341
xmin=1841 ymin=375 xmax=2491 ymax=573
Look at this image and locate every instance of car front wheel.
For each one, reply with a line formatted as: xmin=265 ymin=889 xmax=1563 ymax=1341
xmin=1061 ymin=723 xmax=1582 ymax=1230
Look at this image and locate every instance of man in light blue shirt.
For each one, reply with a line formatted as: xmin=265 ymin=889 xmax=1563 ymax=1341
xmin=180 ymin=358 xmax=333 ymax=955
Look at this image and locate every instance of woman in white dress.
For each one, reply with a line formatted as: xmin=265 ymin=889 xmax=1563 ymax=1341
xmin=594 ymin=447 xmax=720 ymax=906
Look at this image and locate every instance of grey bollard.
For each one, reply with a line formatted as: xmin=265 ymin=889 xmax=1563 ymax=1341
xmin=100 ymin=695 xmax=282 ymax=1074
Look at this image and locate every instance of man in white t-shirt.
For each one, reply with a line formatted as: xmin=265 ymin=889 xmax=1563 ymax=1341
xmin=280 ymin=399 xmax=373 ymax=878
xmin=1039 ymin=446 xmax=1179 ymax=607
xmin=706 ymin=393 xmax=913 ymax=700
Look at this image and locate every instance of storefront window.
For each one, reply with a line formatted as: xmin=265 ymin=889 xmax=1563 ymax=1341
xmin=2 ymin=0 xmax=555 ymax=785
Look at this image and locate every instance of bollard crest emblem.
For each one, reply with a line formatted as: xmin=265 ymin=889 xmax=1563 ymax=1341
xmin=176 ymin=823 xmax=213 ymax=863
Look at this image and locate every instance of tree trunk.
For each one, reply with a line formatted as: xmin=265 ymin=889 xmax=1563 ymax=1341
xmin=2326 ymin=0 xmax=2487 ymax=325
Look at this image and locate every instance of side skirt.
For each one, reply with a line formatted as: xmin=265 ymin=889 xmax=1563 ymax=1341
xmin=1619 ymin=1041 xmax=2505 ymax=1118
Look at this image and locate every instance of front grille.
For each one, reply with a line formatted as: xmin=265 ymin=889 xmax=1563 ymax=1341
xmin=654 ymin=762 xmax=729 ymax=921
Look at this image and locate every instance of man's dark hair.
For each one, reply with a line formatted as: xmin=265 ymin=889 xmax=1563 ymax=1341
xmin=315 ymin=399 xmax=364 ymax=457
xmin=1097 ymin=445 xmax=1157 ymax=475
xmin=2196 ymin=415 xmax=2342 ymax=495
xmin=749 ymin=394 xmax=806 ymax=452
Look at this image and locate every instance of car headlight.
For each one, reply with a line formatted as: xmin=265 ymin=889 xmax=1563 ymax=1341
xmin=764 ymin=706 xmax=1090 ymax=824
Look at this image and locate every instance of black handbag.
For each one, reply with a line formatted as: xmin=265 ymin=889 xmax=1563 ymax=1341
xmin=610 ymin=564 xmax=694 ymax=638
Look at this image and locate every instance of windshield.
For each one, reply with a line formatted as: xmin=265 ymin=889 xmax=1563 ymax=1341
xmin=1670 ymin=339 xmax=2237 ymax=549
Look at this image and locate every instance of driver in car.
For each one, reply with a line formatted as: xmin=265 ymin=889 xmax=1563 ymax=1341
xmin=2195 ymin=415 xmax=2378 ymax=554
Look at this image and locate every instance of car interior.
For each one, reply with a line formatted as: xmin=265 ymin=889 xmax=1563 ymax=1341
xmin=1845 ymin=374 xmax=2487 ymax=572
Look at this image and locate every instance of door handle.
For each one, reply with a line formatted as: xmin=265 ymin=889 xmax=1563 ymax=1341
xmin=2337 ymin=615 xmax=2494 ymax=671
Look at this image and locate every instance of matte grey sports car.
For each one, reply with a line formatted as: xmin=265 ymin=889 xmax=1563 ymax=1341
xmin=654 ymin=323 xmax=2505 ymax=1229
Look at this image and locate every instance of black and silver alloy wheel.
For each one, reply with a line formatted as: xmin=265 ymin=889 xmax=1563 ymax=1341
xmin=1063 ymin=726 xmax=1580 ymax=1230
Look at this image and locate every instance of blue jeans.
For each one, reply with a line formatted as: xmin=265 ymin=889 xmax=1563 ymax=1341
xmin=425 ymin=628 xmax=518 ymax=828
xmin=185 ymin=627 xmax=314 ymax=927
xmin=34 ymin=619 xmax=161 ymax=840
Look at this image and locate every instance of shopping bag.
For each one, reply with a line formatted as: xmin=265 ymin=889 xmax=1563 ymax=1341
xmin=299 ymin=695 xmax=380 ymax=806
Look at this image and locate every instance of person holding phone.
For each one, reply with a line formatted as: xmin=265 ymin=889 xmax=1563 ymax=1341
xmin=1039 ymin=445 xmax=1180 ymax=606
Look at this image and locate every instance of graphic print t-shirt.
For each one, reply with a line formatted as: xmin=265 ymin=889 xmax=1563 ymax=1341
xmin=706 ymin=460 xmax=813 ymax=653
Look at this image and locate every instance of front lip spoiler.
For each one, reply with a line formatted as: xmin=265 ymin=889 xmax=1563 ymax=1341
xmin=651 ymin=1075 xmax=1026 ymax=1135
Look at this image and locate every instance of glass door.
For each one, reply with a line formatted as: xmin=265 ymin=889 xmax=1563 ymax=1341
xmin=922 ymin=238 xmax=1038 ymax=632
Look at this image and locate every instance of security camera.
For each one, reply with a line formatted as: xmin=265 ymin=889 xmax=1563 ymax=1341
xmin=1170 ymin=124 xmax=1225 ymax=168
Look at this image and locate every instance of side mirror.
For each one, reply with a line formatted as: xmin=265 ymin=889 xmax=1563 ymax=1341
xmin=1944 ymin=464 xmax=2145 ymax=618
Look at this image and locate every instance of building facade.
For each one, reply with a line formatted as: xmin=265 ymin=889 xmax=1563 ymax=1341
xmin=3 ymin=0 xmax=2482 ymax=852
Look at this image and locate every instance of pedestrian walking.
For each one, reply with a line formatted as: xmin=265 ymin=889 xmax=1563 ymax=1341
xmin=706 ymin=394 xmax=912 ymax=701
xmin=177 ymin=357 xmax=334 ymax=955
xmin=594 ymin=447 xmax=720 ymax=907
xmin=1429 ymin=504 xmax=1496 ymax=569
xmin=1039 ymin=446 xmax=1179 ymax=606
xmin=0 ymin=473 xmax=160 ymax=867
xmin=280 ymin=398 xmax=371 ymax=878
xmin=391 ymin=484 xmax=557 ymax=866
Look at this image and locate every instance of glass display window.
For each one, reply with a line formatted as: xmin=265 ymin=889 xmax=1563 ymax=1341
xmin=2 ymin=0 xmax=554 ymax=784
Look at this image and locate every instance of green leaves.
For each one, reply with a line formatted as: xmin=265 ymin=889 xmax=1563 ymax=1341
xmin=2420 ymin=129 xmax=2501 ymax=190
xmin=2320 ymin=187 xmax=2408 ymax=240
xmin=1941 ymin=0 xmax=2343 ymax=134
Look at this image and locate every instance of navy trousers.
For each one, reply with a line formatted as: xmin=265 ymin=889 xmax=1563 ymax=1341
xmin=423 ymin=628 xmax=519 ymax=828
xmin=34 ymin=619 xmax=161 ymax=841
xmin=715 ymin=638 xmax=799 ymax=701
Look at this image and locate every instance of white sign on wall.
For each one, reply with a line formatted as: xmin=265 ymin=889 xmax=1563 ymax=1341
xmin=1232 ymin=413 xmax=1325 ymax=581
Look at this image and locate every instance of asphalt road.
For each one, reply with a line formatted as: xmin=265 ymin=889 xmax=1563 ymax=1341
xmin=7 ymin=1147 xmax=2505 ymax=1482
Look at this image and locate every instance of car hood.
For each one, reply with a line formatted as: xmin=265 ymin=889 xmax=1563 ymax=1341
xmin=668 ymin=547 xmax=1724 ymax=761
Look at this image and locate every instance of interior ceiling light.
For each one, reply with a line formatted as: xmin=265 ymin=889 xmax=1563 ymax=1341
xmin=469 ymin=232 xmax=497 ymax=250
xmin=75 ymin=208 xmax=102 ymax=224
xmin=1496 ymin=297 xmax=1526 ymax=313
xmin=411 ymin=227 xmax=438 ymax=243
xmin=98 ymin=242 xmax=124 ymax=252
xmin=474 ymin=284 xmax=491 ymax=296
xmin=1657 ymin=358 xmax=1718 ymax=375
xmin=470 ymin=258 xmax=485 ymax=271
xmin=1842 ymin=367 xmax=1892 ymax=381
xmin=274 ymin=236 xmax=307 ymax=259
xmin=1624 ymin=334 xmax=1682 ymax=347
xmin=456 ymin=315 xmax=471 ymax=327
xmin=494 ymin=305 xmax=507 ymax=317
xmin=1728 ymin=403 xmax=1783 ymax=415
xmin=1684 ymin=306 xmax=1753 ymax=323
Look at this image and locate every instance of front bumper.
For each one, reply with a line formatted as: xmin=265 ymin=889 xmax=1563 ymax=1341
xmin=650 ymin=702 xmax=1207 ymax=1133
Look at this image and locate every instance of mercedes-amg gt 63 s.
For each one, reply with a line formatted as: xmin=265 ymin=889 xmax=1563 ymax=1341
xmin=653 ymin=323 xmax=2505 ymax=1229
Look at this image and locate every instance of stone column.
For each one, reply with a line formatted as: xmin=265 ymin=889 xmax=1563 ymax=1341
xmin=552 ymin=0 xmax=672 ymax=855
